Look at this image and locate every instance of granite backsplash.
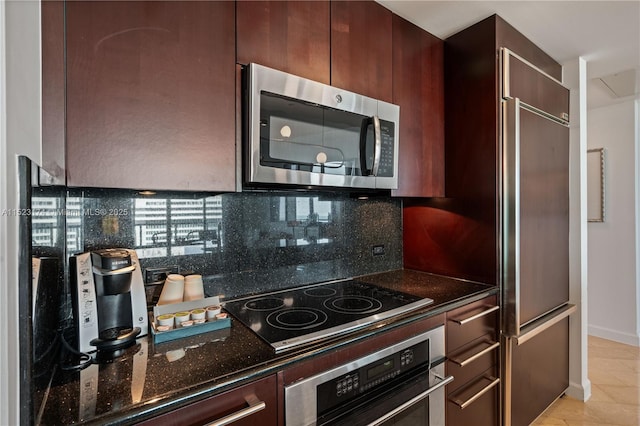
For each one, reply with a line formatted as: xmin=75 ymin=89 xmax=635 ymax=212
xmin=32 ymin=186 xmax=402 ymax=305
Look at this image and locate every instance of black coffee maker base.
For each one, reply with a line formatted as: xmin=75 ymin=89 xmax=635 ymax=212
xmin=90 ymin=327 xmax=141 ymax=357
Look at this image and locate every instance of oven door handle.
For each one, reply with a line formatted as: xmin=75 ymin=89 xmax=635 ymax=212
xmin=366 ymin=373 xmax=454 ymax=426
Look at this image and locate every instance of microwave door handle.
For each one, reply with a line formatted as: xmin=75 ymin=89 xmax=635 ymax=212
xmin=371 ymin=115 xmax=382 ymax=176
xmin=359 ymin=117 xmax=373 ymax=175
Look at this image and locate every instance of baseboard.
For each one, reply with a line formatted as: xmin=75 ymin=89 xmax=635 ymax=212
xmin=588 ymin=325 xmax=640 ymax=346
xmin=566 ymin=379 xmax=592 ymax=402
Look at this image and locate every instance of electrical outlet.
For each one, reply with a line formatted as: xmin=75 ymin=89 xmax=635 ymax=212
xmin=144 ymin=265 xmax=179 ymax=284
xmin=372 ymin=245 xmax=385 ymax=256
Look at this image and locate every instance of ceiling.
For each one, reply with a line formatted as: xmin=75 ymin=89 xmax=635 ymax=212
xmin=377 ymin=0 xmax=640 ymax=109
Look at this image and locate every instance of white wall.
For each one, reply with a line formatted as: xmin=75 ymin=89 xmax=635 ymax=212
xmin=587 ymin=98 xmax=640 ymax=346
xmin=1 ymin=1 xmax=42 ymax=424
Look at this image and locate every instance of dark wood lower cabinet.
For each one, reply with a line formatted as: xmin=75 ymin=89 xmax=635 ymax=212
xmin=446 ymin=296 xmax=500 ymax=426
xmin=447 ymin=369 xmax=499 ymax=426
xmin=138 ymin=375 xmax=277 ymax=426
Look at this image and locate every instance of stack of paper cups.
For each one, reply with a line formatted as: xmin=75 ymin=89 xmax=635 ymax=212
xmin=157 ymin=274 xmax=184 ymax=305
xmin=183 ymin=274 xmax=205 ymax=301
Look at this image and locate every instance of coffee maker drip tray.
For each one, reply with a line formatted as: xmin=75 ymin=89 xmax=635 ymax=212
xmin=223 ymin=280 xmax=433 ymax=353
xmin=90 ymin=327 xmax=141 ymax=352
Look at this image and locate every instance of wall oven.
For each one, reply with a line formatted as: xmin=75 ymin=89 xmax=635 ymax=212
xmin=285 ymin=326 xmax=453 ymax=426
xmin=243 ymin=63 xmax=400 ymax=190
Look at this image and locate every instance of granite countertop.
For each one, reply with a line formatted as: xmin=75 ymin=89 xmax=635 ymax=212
xmin=39 ymin=269 xmax=496 ymax=425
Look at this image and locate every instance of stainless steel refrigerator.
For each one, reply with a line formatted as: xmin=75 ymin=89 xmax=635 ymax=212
xmin=500 ymin=49 xmax=576 ymax=426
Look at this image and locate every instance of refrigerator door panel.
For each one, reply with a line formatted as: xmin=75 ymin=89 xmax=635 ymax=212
xmin=502 ymin=98 xmax=570 ymax=336
xmin=501 ymin=48 xmax=570 ymax=122
xmin=519 ymin=105 xmax=570 ymax=325
xmin=504 ymin=317 xmax=570 ymax=426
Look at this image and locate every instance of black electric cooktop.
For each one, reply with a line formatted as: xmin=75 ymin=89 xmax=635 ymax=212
xmin=223 ymin=280 xmax=433 ymax=352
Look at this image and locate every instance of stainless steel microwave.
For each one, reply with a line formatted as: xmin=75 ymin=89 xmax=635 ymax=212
xmin=243 ymin=64 xmax=400 ymax=190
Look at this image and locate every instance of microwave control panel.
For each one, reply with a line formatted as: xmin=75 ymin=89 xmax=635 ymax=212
xmin=377 ymin=120 xmax=395 ymax=178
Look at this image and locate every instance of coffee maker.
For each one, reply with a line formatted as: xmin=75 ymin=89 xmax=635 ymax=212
xmin=72 ymin=248 xmax=148 ymax=356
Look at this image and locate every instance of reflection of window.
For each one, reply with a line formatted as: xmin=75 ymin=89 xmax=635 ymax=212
xmin=267 ymin=196 xmax=336 ymax=247
xmin=134 ymin=197 xmax=223 ymax=258
xmin=292 ymin=197 xmax=331 ymax=222
xmin=31 ymin=196 xmax=83 ymax=250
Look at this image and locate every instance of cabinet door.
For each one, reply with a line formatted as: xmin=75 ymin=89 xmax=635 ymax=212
xmin=66 ymin=1 xmax=236 ymax=191
xmin=391 ymin=15 xmax=444 ymax=197
xmin=138 ymin=375 xmax=277 ymax=426
xmin=41 ymin=0 xmax=66 ymax=185
xmin=237 ymin=0 xmax=330 ymax=84
xmin=331 ymin=1 xmax=392 ymax=102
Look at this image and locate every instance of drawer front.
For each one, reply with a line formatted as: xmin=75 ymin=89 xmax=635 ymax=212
xmin=446 ymin=296 xmax=498 ymax=353
xmin=447 ymin=368 xmax=499 ymax=426
xmin=139 ymin=375 xmax=277 ymax=426
xmin=446 ymin=334 xmax=499 ymax=394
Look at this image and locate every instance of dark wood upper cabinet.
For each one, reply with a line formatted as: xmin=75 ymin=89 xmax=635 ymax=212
xmin=236 ymin=0 xmax=330 ymax=84
xmin=41 ymin=0 xmax=65 ymax=185
xmin=391 ymin=15 xmax=444 ymax=197
xmin=65 ymin=1 xmax=236 ymax=191
xmin=330 ymin=1 xmax=393 ymax=102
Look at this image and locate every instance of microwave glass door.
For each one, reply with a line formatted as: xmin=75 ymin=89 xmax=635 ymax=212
xmin=260 ymin=92 xmax=393 ymax=178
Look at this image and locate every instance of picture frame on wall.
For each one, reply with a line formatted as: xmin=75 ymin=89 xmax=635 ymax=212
xmin=587 ymin=148 xmax=605 ymax=222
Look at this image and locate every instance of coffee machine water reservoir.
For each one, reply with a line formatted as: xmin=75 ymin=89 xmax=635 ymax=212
xmin=72 ymin=249 xmax=148 ymax=356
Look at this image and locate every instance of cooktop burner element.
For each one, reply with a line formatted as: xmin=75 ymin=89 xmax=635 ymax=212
xmin=223 ymin=280 xmax=434 ymax=352
xmin=267 ymin=308 xmax=328 ymax=330
xmin=303 ymin=287 xmax=337 ymax=297
xmin=324 ymin=295 xmax=382 ymax=314
xmin=244 ymin=297 xmax=285 ymax=311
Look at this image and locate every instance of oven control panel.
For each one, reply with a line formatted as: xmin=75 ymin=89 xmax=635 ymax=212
xmin=317 ymin=340 xmax=429 ymax=409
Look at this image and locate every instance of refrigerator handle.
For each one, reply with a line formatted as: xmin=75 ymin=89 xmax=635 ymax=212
xmin=514 ymin=304 xmax=576 ymax=346
xmin=502 ymin=97 xmax=521 ymax=337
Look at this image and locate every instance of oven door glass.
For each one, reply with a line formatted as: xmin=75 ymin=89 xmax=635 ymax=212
xmin=320 ymin=366 xmax=450 ymax=426
xmin=260 ymin=92 xmax=394 ymax=178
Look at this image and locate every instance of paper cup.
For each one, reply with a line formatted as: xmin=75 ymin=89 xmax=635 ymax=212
xmin=183 ymin=274 xmax=205 ymax=301
xmin=157 ymin=274 xmax=184 ymax=305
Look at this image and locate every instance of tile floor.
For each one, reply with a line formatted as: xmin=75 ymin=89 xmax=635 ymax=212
xmin=532 ymin=335 xmax=640 ymax=426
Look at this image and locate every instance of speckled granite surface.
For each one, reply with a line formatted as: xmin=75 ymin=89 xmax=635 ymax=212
xmin=39 ymin=270 xmax=496 ymax=425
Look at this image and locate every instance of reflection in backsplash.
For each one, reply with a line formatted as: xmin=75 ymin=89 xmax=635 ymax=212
xmin=32 ymin=188 xmax=402 ymax=302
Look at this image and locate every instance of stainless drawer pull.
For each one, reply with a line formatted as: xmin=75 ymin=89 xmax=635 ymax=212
xmin=449 ymin=341 xmax=500 ymax=367
xmin=452 ymin=305 xmax=499 ymax=325
xmin=206 ymin=395 xmax=266 ymax=426
xmin=450 ymin=377 xmax=500 ymax=409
